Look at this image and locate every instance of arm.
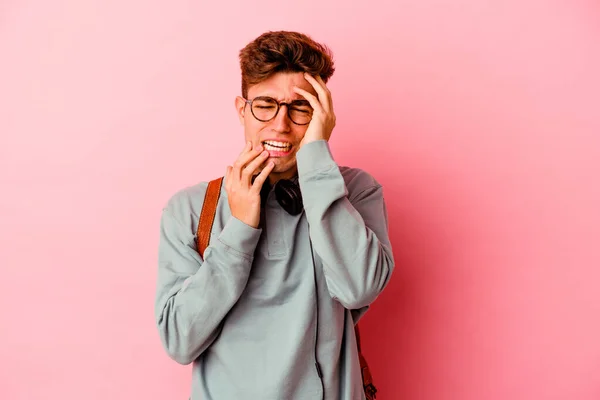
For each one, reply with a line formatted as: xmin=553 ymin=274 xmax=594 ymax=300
xmin=297 ymin=140 xmax=395 ymax=310
xmin=155 ymin=203 xmax=261 ymax=365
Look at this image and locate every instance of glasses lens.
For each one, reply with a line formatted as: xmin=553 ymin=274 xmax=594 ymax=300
xmin=288 ymin=101 xmax=313 ymax=125
xmin=251 ymin=97 xmax=278 ymax=121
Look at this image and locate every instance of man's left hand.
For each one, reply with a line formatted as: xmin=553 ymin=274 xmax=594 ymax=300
xmin=294 ymin=73 xmax=336 ymax=148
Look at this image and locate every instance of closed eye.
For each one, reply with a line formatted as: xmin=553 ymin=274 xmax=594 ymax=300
xmin=291 ymin=108 xmax=311 ymax=114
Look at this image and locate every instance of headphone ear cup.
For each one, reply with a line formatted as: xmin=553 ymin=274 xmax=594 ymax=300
xmin=274 ymin=179 xmax=303 ymax=215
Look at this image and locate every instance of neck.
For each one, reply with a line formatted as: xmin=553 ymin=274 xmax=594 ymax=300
xmin=268 ymin=168 xmax=298 ymax=185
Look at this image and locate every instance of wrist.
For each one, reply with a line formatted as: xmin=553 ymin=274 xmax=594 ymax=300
xmin=231 ymin=211 xmax=259 ymax=229
xmin=296 ymin=139 xmax=336 ymax=176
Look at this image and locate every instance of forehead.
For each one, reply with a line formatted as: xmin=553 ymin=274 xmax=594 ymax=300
xmin=247 ymin=71 xmax=316 ymax=100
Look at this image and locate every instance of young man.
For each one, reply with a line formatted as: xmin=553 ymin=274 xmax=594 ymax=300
xmin=155 ymin=31 xmax=395 ymax=399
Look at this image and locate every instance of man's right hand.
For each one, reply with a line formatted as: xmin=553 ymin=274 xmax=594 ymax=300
xmin=225 ymin=141 xmax=274 ymax=228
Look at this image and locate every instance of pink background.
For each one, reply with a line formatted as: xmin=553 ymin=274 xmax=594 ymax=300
xmin=1 ymin=0 xmax=599 ymax=399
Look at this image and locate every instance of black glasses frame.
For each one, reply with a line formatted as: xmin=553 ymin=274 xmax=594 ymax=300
xmin=244 ymin=96 xmax=312 ymax=126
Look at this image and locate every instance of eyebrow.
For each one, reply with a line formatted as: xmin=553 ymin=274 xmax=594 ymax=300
xmin=254 ymin=94 xmax=310 ymax=105
xmin=290 ymin=99 xmax=311 ymax=106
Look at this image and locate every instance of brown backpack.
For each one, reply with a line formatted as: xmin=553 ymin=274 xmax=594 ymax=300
xmin=196 ymin=177 xmax=377 ymax=399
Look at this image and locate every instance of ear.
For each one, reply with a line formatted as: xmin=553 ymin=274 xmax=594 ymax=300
xmin=235 ymin=96 xmax=246 ymax=126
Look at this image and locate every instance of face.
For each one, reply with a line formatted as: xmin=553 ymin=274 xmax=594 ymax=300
xmin=235 ymin=72 xmax=317 ymax=183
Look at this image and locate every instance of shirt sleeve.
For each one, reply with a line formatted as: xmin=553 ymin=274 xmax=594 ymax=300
xmin=296 ymin=140 xmax=395 ymax=310
xmin=154 ymin=202 xmax=262 ymax=365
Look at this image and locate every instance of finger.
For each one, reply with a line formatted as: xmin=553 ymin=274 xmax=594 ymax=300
xmin=232 ymin=141 xmax=252 ymax=174
xmin=292 ymin=86 xmax=324 ymax=115
xmin=225 ymin=165 xmax=232 ymax=190
xmin=233 ymin=142 xmax=264 ymax=179
xmin=314 ymin=74 xmax=334 ymax=112
xmin=303 ymin=73 xmax=332 ymax=113
xmin=250 ymin=161 xmax=275 ymax=194
xmin=241 ymin=149 xmax=270 ymax=183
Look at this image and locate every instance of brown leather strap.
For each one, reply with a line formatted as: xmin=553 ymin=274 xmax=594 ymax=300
xmin=355 ymin=325 xmax=362 ymax=352
xmin=196 ymin=177 xmax=223 ymax=258
xmin=356 ymin=325 xmax=377 ymax=399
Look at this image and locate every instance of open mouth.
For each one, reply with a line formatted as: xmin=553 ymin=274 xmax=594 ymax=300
xmin=262 ymin=140 xmax=292 ymax=152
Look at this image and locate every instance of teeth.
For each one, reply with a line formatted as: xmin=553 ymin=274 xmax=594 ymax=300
xmin=263 ymin=140 xmax=291 ymax=149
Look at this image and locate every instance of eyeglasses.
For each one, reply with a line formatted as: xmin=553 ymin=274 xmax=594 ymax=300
xmin=244 ymin=96 xmax=313 ymax=125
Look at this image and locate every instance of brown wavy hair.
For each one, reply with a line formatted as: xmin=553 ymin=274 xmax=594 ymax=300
xmin=239 ymin=31 xmax=335 ymax=98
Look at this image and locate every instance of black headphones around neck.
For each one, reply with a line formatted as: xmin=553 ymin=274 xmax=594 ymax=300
xmin=260 ymin=178 xmax=304 ymax=216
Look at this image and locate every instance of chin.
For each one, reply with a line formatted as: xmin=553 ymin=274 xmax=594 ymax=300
xmin=272 ymin=160 xmax=296 ymax=173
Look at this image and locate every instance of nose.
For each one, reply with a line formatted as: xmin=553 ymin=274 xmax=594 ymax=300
xmin=271 ymin=104 xmax=292 ymax=132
